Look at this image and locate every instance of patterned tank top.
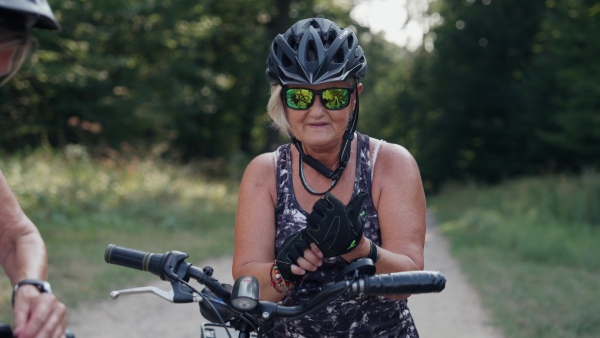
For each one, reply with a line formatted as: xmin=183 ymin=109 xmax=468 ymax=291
xmin=272 ymin=132 xmax=419 ymax=337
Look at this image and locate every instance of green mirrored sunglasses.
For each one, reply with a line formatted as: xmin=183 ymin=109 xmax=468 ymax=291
xmin=282 ymin=87 xmax=354 ymax=110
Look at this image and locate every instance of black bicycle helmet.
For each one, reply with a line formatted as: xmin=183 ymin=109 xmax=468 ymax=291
xmin=0 ymin=0 xmax=60 ymax=30
xmin=266 ymin=18 xmax=367 ymax=86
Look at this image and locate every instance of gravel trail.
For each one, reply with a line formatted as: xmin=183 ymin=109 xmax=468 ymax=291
xmin=69 ymin=213 xmax=504 ymax=337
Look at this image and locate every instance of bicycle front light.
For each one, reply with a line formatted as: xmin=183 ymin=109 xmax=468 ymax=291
xmin=231 ymin=276 xmax=259 ymax=311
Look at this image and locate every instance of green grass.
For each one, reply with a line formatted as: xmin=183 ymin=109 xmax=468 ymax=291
xmin=6 ymin=147 xmax=599 ymax=336
xmin=429 ymin=172 xmax=600 ymax=338
xmin=0 ymin=147 xmax=239 ymax=323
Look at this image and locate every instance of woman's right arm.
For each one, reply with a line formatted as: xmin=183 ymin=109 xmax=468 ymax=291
xmin=232 ymin=153 xmax=323 ymax=301
xmin=232 ymin=153 xmax=285 ymax=302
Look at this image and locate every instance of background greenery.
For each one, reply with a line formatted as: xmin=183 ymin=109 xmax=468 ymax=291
xmin=0 ymin=148 xmax=238 ymax=322
xmin=1 ymin=0 xmax=599 ymax=336
xmin=429 ymin=172 xmax=600 ymax=337
xmin=2 ymin=0 xmax=598 ymax=190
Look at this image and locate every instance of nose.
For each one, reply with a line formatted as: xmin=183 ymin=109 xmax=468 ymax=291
xmin=307 ymin=94 xmax=327 ymax=115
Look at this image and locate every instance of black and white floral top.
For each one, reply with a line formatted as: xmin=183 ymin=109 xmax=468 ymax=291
xmin=272 ymin=132 xmax=419 ymax=337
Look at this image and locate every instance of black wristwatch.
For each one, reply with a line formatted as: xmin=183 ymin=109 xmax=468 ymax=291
xmin=368 ymin=239 xmax=380 ymax=263
xmin=12 ymin=279 xmax=53 ymax=307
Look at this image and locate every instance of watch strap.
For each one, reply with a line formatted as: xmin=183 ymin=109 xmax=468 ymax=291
xmin=12 ymin=279 xmax=53 ymax=307
xmin=368 ymin=239 xmax=380 ymax=263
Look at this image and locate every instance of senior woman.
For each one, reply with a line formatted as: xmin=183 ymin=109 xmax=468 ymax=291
xmin=1 ymin=1 xmax=67 ymax=337
xmin=233 ymin=17 xmax=426 ymax=337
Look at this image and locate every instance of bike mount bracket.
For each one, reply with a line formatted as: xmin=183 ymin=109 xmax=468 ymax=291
xmin=335 ymin=258 xmax=376 ymax=282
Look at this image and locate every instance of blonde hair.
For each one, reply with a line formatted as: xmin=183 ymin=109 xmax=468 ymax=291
xmin=0 ymin=29 xmax=34 ymax=86
xmin=267 ymin=84 xmax=292 ymax=137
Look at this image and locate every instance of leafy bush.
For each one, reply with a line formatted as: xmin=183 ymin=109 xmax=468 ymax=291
xmin=0 ymin=148 xmax=239 ymax=322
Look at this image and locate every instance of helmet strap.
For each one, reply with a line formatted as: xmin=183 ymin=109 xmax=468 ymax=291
xmin=292 ymin=81 xmax=360 ymax=195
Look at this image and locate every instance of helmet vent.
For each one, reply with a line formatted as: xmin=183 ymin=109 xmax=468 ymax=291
xmin=282 ymin=54 xmax=292 ymax=67
xmin=306 ymin=40 xmax=318 ymax=62
xmin=333 ymin=49 xmax=344 ymax=63
xmin=346 ymin=35 xmax=355 ymax=49
xmin=324 ymin=30 xmax=337 ymax=49
xmin=288 ymin=35 xmax=299 ymax=51
xmin=308 ymin=20 xmax=321 ymax=30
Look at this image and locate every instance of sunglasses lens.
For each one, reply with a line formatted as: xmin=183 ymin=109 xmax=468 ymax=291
xmin=321 ymin=88 xmax=351 ymax=110
xmin=285 ymin=88 xmax=314 ymax=109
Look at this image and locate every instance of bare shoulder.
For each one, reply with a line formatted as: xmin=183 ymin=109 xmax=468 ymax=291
xmin=370 ymin=139 xmax=424 ymax=205
xmin=372 ymin=140 xmax=421 ymax=178
xmin=239 ymin=152 xmax=278 ymax=203
xmin=243 ymin=152 xmax=276 ymax=183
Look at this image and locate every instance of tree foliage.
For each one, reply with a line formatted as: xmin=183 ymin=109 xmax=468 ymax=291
xmin=393 ymin=0 xmax=600 ymax=189
xmin=1 ymin=0 xmax=357 ymax=160
xmin=1 ymin=0 xmax=598 ymax=189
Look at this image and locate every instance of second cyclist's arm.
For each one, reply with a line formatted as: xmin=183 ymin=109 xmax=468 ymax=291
xmin=0 ymin=171 xmax=48 ymax=284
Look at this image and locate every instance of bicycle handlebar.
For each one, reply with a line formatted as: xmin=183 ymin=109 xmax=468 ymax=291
xmin=265 ymin=270 xmax=445 ymax=320
xmin=105 ymin=244 xmax=446 ymax=335
xmin=105 ymin=244 xmax=231 ymax=301
xmin=352 ymin=270 xmax=446 ymax=295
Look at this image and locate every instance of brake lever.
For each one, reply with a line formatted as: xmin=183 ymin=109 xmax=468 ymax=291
xmin=110 ymin=282 xmax=203 ymax=303
xmin=110 ymin=286 xmax=175 ymax=302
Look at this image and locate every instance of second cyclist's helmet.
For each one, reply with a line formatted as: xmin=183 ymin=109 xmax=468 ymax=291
xmin=0 ymin=0 xmax=60 ymax=30
xmin=266 ymin=18 xmax=367 ymax=86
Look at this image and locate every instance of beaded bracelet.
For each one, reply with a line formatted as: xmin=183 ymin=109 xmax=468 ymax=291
xmin=269 ymin=260 xmax=294 ymax=296
xmin=274 ymin=262 xmax=294 ymax=295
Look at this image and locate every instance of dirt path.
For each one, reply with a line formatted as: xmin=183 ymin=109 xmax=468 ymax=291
xmin=409 ymin=213 xmax=504 ymax=337
xmin=68 ymin=213 xmax=504 ymax=337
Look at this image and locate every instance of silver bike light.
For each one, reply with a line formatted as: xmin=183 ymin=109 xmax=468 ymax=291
xmin=231 ymin=276 xmax=259 ymax=311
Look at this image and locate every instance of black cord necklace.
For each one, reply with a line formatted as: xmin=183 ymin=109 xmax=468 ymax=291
xmin=298 ymin=155 xmax=339 ymax=195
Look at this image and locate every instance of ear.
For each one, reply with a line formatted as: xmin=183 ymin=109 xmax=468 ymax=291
xmin=351 ymin=83 xmax=363 ymax=109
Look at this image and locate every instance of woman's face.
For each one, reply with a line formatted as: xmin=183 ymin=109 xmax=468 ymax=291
xmin=286 ymin=81 xmax=363 ymax=150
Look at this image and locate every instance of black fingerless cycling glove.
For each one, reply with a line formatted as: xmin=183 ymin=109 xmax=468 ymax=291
xmin=275 ymin=231 xmax=311 ymax=282
xmin=306 ymin=192 xmax=368 ymax=257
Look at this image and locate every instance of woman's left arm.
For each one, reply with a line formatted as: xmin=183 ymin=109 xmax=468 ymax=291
xmin=342 ymin=142 xmax=426 ymax=277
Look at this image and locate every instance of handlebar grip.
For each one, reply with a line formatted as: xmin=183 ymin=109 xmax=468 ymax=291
xmin=359 ymin=271 xmax=446 ymax=295
xmin=0 ymin=323 xmax=75 ymax=338
xmin=104 ymin=244 xmax=165 ymax=277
